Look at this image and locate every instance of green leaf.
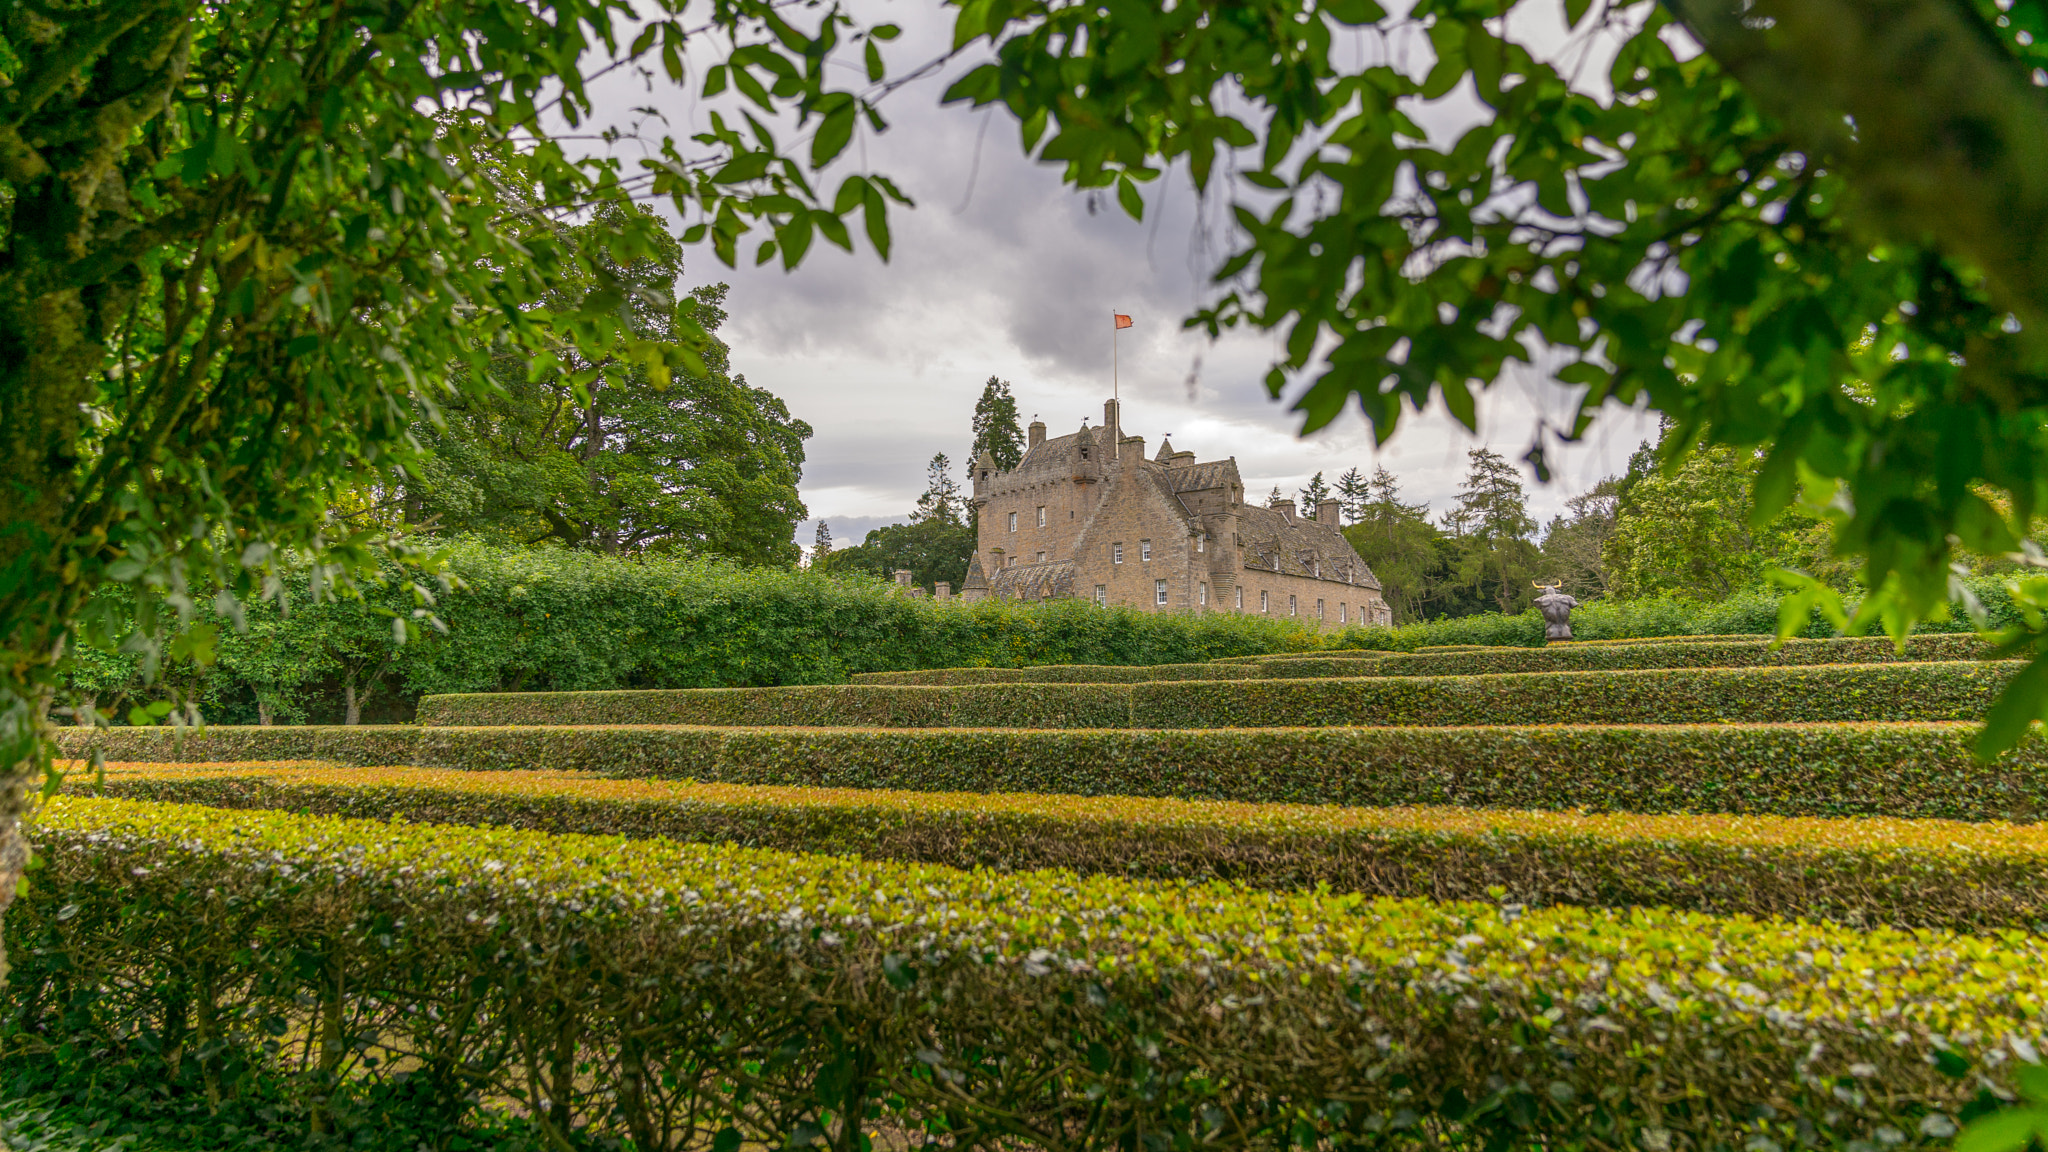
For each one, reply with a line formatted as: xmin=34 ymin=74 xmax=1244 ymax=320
xmin=1957 ymin=1107 xmax=2048 ymax=1152
xmin=812 ymin=104 xmax=857 ymax=168
xmin=1976 ymin=651 xmax=2048 ymax=758
xmin=1116 ymin=173 xmax=1143 ymax=220
xmin=865 ymin=40 xmax=885 ymax=83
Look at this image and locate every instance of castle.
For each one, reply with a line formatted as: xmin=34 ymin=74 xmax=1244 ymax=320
xmin=958 ymin=399 xmax=1390 ymax=629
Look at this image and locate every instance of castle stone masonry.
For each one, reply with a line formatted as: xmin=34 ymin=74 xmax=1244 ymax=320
xmin=958 ymin=399 xmax=1390 ymax=629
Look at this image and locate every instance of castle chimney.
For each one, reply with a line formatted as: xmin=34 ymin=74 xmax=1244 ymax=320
xmin=1274 ymin=499 xmax=1297 ymax=524
xmin=1316 ymin=499 xmax=1342 ymax=527
xmin=1121 ymin=436 xmax=1144 ymax=462
xmin=894 ymin=569 xmax=914 ymax=589
xmin=935 ymin=581 xmax=952 ymax=600
xmin=1028 ymin=420 xmax=1046 ymax=449
xmin=1103 ymin=398 xmax=1121 ymax=440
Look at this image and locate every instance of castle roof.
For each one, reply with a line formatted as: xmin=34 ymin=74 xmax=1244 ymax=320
xmin=1237 ymin=502 xmax=1382 ymax=590
xmin=1164 ymin=460 xmax=1239 ymax=493
xmin=988 ymin=559 xmax=1076 ymax=600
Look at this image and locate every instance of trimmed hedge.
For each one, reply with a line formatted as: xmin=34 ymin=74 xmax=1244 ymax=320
xmin=91 ymin=762 xmax=2048 ymax=929
xmin=852 ymin=656 xmax=1387 ymax=685
xmin=409 ymin=660 xmax=2019 ymax=728
xmin=20 ymin=796 xmax=2045 ymax=1150
xmin=60 ymin=719 xmax=2048 ymax=822
xmin=1367 ymin=633 xmax=1995 ymax=678
xmin=858 ymin=635 xmax=1995 ymax=684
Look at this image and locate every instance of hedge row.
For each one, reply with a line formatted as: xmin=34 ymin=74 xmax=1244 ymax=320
xmin=21 ymin=796 xmax=2043 ymax=1149
xmin=861 ymin=635 xmax=1994 ymax=685
xmin=92 ymin=762 xmax=2048 ymax=929
xmin=851 ymin=656 xmax=1385 ymax=685
xmin=1368 ymin=633 xmax=1995 ymax=678
xmin=60 ymin=719 xmax=2048 ymax=821
xmin=412 ymin=661 xmax=2019 ymax=728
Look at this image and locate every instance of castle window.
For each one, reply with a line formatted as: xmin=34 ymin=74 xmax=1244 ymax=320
xmin=1113 ymin=543 xmax=1124 ymax=564
xmin=1037 ymin=506 xmax=1047 ymax=528
xmin=1236 ymin=586 xmax=1244 ymax=610
xmin=1316 ymin=598 xmax=1325 ymax=620
xmin=1155 ymin=579 xmax=1168 ymax=606
xmin=1140 ymin=540 xmax=1152 ymax=562
xmin=1289 ymin=595 xmax=1298 ymax=616
xmin=1260 ymin=590 xmax=1269 ymax=613
xmin=1199 ymin=582 xmax=1208 ymax=606
xmin=1197 ymin=534 xmax=1205 ymax=553
xmin=1340 ymin=603 xmax=1347 ymax=624
xmin=1080 ymin=447 xmax=1089 ymax=460
xmin=1036 ymin=550 xmax=1046 ymax=563
xmin=1312 ymin=559 xmax=1320 ymax=578
xmin=1095 ymin=584 xmax=1107 ymax=605
xmin=1007 ymin=512 xmax=1017 ymax=532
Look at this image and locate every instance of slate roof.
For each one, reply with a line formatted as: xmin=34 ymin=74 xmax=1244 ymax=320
xmin=1237 ymin=502 xmax=1382 ymax=590
xmin=988 ymin=559 xmax=1077 ymax=600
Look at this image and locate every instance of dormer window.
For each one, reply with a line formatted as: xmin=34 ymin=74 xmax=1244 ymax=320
xmin=1079 ymin=447 xmax=1089 ymax=460
xmin=1196 ymin=534 xmax=1205 ymax=553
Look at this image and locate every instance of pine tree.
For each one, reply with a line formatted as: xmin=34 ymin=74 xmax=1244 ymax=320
xmin=1446 ymin=447 xmax=1541 ymax=614
xmin=1267 ymin=485 xmax=1286 ymax=506
xmin=970 ymin=377 xmax=1026 ymax=472
xmin=812 ymin=520 xmax=833 ymax=563
xmin=1335 ymin=467 xmax=1370 ymax=524
xmin=1297 ymin=471 xmax=1332 ymax=514
xmin=913 ymin=453 xmax=965 ymax=526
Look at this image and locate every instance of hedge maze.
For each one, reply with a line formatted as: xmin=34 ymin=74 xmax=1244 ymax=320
xmin=26 ymin=638 xmax=2048 ymax=1149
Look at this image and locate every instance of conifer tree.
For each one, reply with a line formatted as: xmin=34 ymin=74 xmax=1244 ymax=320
xmin=970 ymin=377 xmax=1027 ymax=472
xmin=1298 ymin=472 xmax=1333 ymax=514
xmin=1335 ymin=467 xmax=1370 ymax=524
xmin=913 ymin=454 xmax=965 ymax=526
xmin=812 ymin=521 xmax=834 ymax=564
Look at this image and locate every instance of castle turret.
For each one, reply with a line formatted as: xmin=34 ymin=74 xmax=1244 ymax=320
xmin=972 ymin=448 xmax=997 ymax=506
xmin=1028 ymin=419 xmax=1046 ymax=449
xmin=1073 ymin=425 xmax=1100 ymax=482
xmin=1155 ymin=437 xmax=1175 ymax=463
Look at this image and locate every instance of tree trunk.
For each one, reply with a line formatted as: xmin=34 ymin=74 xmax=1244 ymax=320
xmin=344 ymin=681 xmax=360 ymax=726
xmin=257 ymin=700 xmax=272 ymax=727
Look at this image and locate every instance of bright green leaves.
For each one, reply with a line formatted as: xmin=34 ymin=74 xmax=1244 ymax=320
xmin=1957 ymin=1064 xmax=2048 ymax=1152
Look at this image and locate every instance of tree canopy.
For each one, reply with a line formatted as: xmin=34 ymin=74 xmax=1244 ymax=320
xmin=971 ymin=377 xmax=1026 ymax=473
xmin=411 ymin=208 xmax=810 ymax=566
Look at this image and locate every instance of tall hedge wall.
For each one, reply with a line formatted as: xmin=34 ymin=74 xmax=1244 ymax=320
xmin=66 ymin=719 xmax=2048 ymax=822
xmin=408 ymin=661 xmax=2018 ymax=729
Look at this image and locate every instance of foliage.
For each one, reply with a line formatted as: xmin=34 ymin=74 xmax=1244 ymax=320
xmin=59 ymin=718 xmax=2048 ymax=826
xmin=413 ymin=660 xmax=2019 ymax=729
xmin=852 ymin=655 xmax=1383 ymax=683
xmin=1342 ymin=467 xmax=1440 ymax=622
xmin=933 ymin=0 xmax=2048 ymax=747
xmin=0 ymin=0 xmax=910 ymax=946
xmin=812 ymin=520 xmax=834 ymax=562
xmin=911 ymin=452 xmax=966 ymax=526
xmin=411 ymin=212 xmax=811 ymax=565
xmin=19 ymin=796 xmax=2042 ymax=1149
xmin=822 ymin=518 xmax=978 ymax=592
xmin=1604 ymin=437 xmax=1845 ymax=600
xmin=1540 ymin=479 xmax=1622 ymax=598
xmin=89 ymin=761 xmax=2048 ymax=931
xmin=1441 ymin=448 xmax=1543 ymax=615
xmin=1295 ymin=470 xmax=1332 ymax=510
xmin=969 ymin=376 xmax=1026 ymax=473
xmin=57 ymin=540 xmax=1319 ymax=722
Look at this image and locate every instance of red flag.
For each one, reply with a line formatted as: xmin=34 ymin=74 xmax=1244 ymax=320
xmin=1114 ymin=313 xmax=1133 ymax=329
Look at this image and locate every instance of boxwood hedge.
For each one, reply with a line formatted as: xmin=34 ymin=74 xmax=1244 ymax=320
xmin=1365 ymin=634 xmax=1993 ymax=678
xmin=852 ymin=656 xmax=1387 ymax=685
xmin=20 ymin=796 xmax=2042 ymax=1150
xmin=409 ymin=660 xmax=2017 ymax=728
xmin=60 ymin=719 xmax=2048 ymax=822
xmin=857 ymin=635 xmax=1991 ymax=684
xmin=94 ymin=763 xmax=2048 ymax=929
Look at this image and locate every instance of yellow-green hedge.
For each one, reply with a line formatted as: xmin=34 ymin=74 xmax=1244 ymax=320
xmin=60 ymin=719 xmax=2048 ymax=821
xmin=864 ymin=634 xmax=1991 ymax=684
xmin=411 ymin=660 xmax=2017 ymax=728
xmin=1366 ymin=633 xmax=1992 ymax=678
xmin=91 ymin=762 xmax=2048 ymax=929
xmin=19 ymin=796 xmax=2046 ymax=1149
xmin=851 ymin=656 xmax=1386 ymax=684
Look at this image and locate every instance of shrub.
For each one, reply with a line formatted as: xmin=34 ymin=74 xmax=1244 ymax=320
xmin=19 ymin=797 xmax=2042 ymax=1150
xmin=408 ymin=661 xmax=2018 ymax=728
xmin=62 ymin=720 xmax=2048 ymax=823
xmin=855 ymin=635 xmax=1994 ymax=684
xmin=91 ymin=762 xmax=2048 ymax=930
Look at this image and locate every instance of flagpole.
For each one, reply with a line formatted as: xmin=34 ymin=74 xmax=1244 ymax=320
xmin=1112 ymin=308 xmax=1120 ymax=464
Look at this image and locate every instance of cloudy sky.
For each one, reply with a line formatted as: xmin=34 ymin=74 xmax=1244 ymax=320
xmin=576 ymin=0 xmax=1663 ymax=551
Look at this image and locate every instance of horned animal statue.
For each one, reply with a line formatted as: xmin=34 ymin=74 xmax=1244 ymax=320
xmin=1532 ymin=581 xmax=1579 ymax=642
